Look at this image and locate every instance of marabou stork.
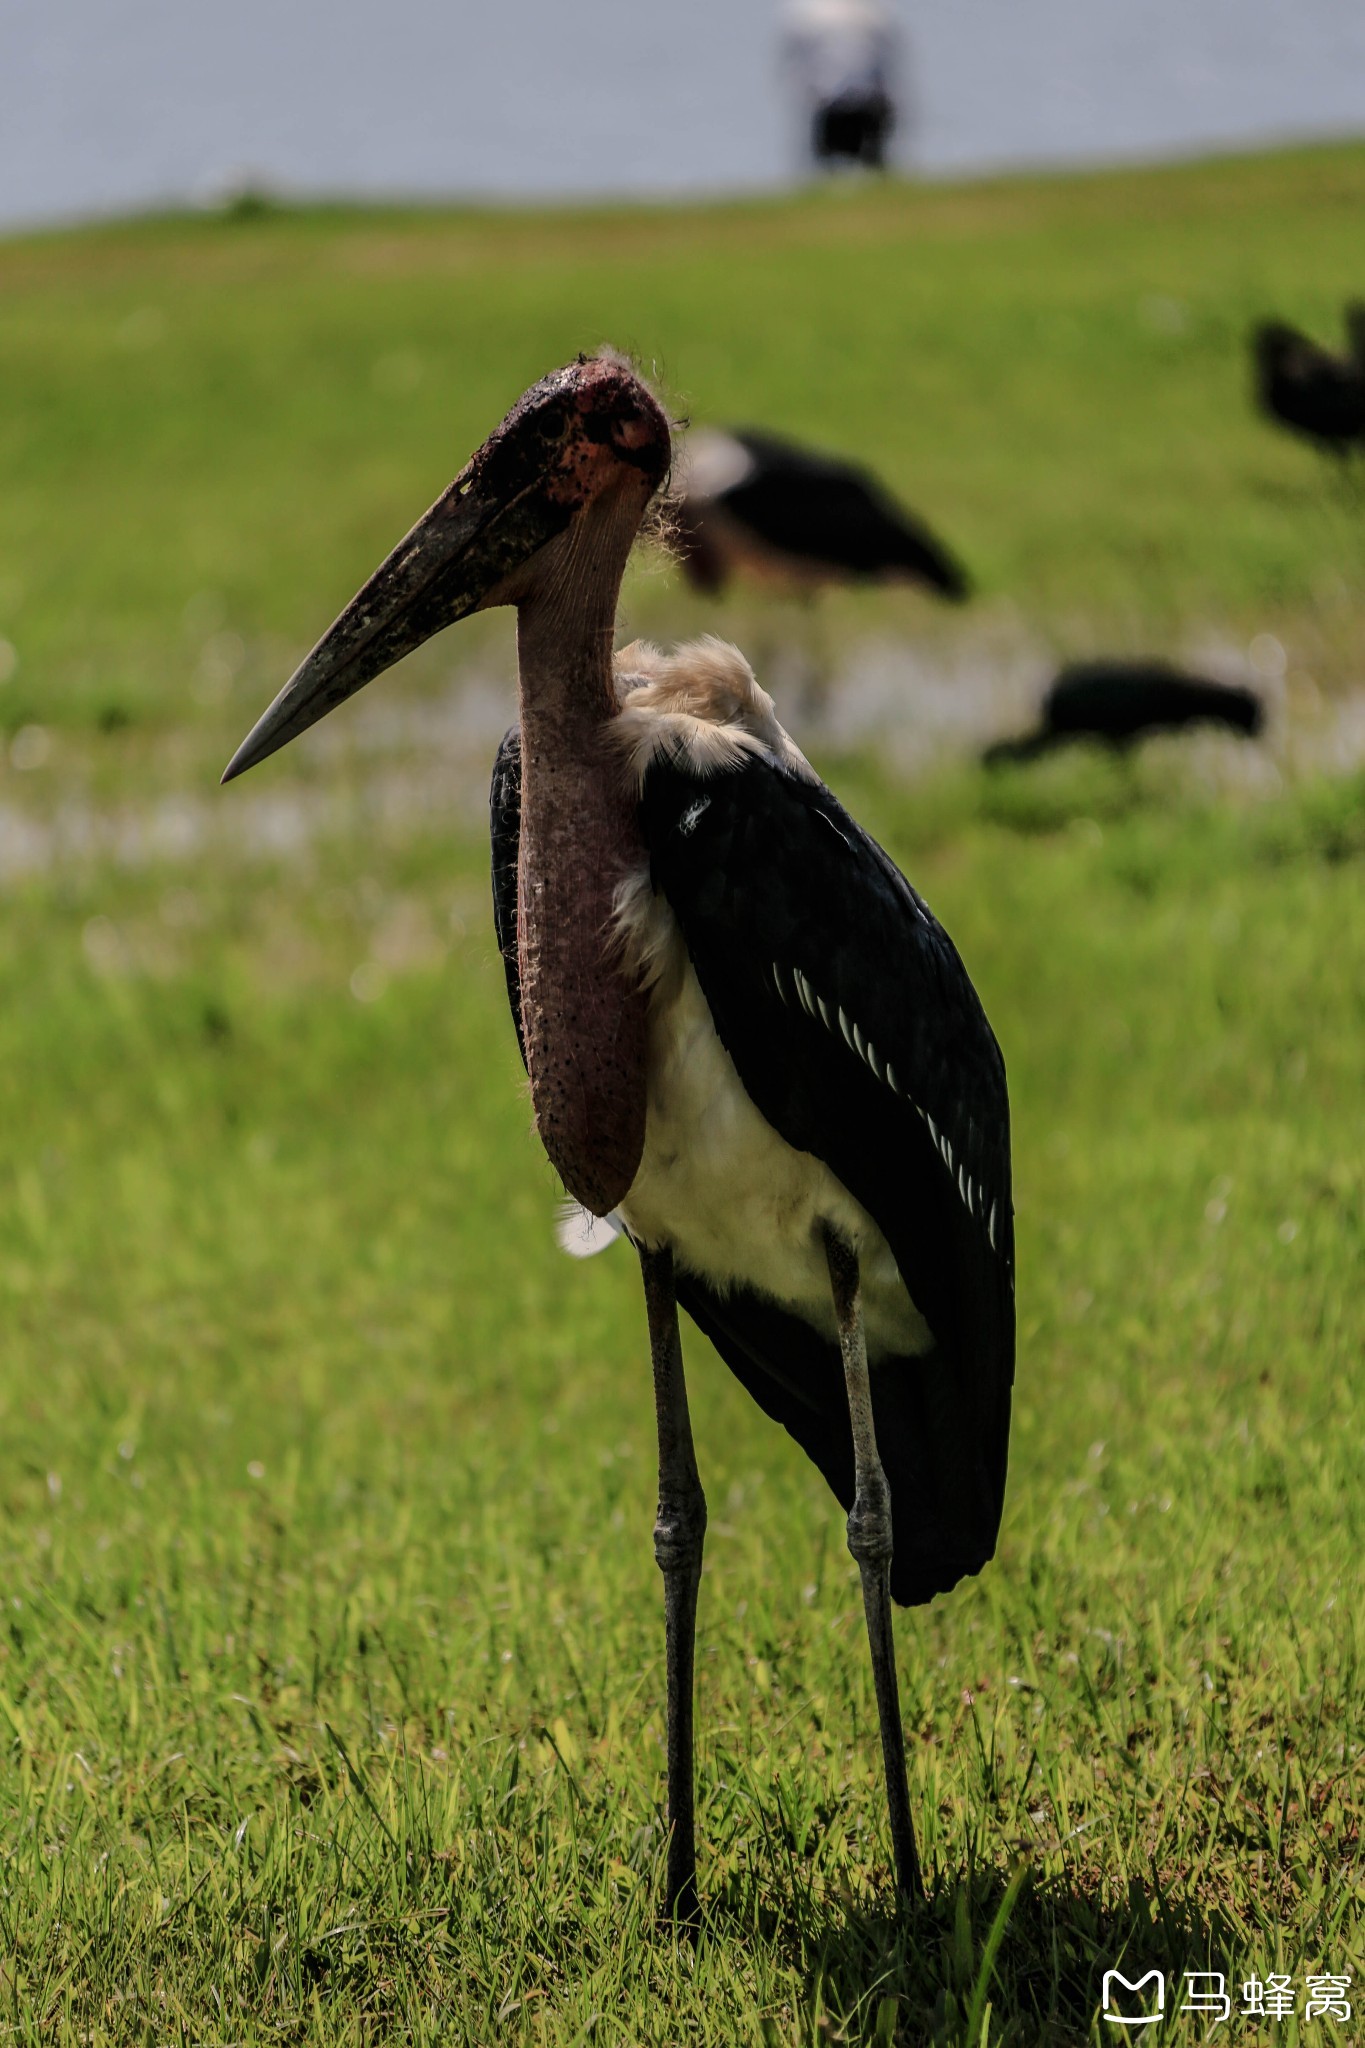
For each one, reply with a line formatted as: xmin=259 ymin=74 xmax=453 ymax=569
xmin=1252 ymin=319 xmax=1365 ymax=460
xmin=984 ymin=659 xmax=1264 ymax=765
xmin=224 ymin=355 xmax=1014 ymax=1916
xmin=676 ymin=426 xmax=970 ymax=600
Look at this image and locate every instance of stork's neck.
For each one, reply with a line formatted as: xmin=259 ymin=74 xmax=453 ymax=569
xmin=516 ymin=585 xmax=618 ymax=744
xmin=513 ymin=535 xmax=649 ymax=1217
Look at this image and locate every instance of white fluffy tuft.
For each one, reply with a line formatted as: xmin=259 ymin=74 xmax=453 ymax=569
xmin=609 ymin=637 xmax=816 ymax=793
xmin=554 ymin=1202 xmax=626 ymax=1259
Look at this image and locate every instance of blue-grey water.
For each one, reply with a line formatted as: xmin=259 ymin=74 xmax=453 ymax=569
xmin=3 ymin=0 xmax=1365 ymax=231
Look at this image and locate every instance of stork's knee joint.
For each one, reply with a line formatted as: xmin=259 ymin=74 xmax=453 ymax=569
xmin=654 ymin=1488 xmax=707 ymax=1576
xmin=846 ymin=1472 xmax=893 ymax=1567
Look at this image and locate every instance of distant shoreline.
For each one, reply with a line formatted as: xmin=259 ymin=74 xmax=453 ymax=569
xmin=5 ymin=132 xmax=1365 ymax=246
xmin=3 ymin=0 xmax=1364 ymax=234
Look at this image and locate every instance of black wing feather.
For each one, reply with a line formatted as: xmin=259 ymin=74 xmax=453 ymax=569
xmin=641 ymin=750 xmax=1014 ymax=1604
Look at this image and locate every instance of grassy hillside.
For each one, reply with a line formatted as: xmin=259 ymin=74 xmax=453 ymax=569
xmin=2 ymin=144 xmax=1365 ymax=737
xmin=0 ymin=149 xmax=1363 ymax=2044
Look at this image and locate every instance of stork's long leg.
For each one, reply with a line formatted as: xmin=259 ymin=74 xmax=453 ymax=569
xmin=822 ymin=1225 xmax=923 ymax=1904
xmin=639 ymin=1244 xmax=707 ymax=1921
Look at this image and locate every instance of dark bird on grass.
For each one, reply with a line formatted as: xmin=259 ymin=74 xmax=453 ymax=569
xmin=985 ymin=659 xmax=1264 ymax=765
xmin=675 ymin=425 xmax=970 ymax=600
xmin=224 ymin=355 xmax=1014 ymax=1918
xmin=1252 ymin=319 xmax=1365 ymax=459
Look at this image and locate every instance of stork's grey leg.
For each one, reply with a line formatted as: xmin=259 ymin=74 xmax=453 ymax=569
xmin=822 ymin=1225 xmax=924 ymax=1904
xmin=639 ymin=1244 xmax=707 ymax=1922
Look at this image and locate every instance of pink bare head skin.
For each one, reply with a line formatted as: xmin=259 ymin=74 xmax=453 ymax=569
xmin=551 ymin=351 xmax=672 ymax=478
xmin=478 ymin=352 xmax=672 ymax=542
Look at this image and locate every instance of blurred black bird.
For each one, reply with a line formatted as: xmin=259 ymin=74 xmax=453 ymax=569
xmin=985 ymin=660 xmax=1264 ymax=764
xmin=675 ymin=426 xmax=970 ymax=600
xmin=1252 ymin=319 xmax=1365 ymax=460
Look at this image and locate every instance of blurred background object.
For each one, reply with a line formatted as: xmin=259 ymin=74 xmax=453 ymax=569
xmin=781 ymin=0 xmax=901 ymax=171
xmin=1253 ymin=310 xmax=1365 ymax=461
xmin=5 ymin=0 xmax=1365 ymax=228
xmin=674 ymin=427 xmax=968 ymax=599
xmin=984 ymin=660 xmax=1265 ymax=765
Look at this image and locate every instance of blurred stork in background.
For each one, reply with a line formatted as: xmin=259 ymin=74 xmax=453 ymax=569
xmin=782 ymin=0 xmax=901 ymax=171
xmin=1253 ymin=316 xmax=1365 ymax=462
xmin=224 ymin=356 xmax=1014 ymax=1920
xmin=675 ymin=425 xmax=970 ymax=601
xmin=985 ymin=659 xmax=1265 ymax=765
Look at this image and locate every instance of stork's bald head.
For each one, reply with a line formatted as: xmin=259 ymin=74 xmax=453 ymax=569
xmin=223 ymin=353 xmax=670 ymax=782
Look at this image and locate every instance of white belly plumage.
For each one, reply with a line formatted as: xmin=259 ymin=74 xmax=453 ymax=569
xmin=617 ymin=937 xmax=931 ymax=1364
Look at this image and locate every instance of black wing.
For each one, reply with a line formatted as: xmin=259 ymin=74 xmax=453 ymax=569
xmin=490 ymin=724 xmax=526 ymax=1068
xmin=725 ymin=428 xmax=969 ymax=598
xmin=641 ymin=749 xmax=1013 ymax=1605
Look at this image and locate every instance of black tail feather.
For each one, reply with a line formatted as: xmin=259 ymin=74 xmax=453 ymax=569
xmin=676 ymin=1273 xmax=1000 ymax=1608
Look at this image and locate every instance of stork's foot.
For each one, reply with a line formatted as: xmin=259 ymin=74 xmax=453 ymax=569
xmin=663 ymin=1846 xmax=702 ymax=1933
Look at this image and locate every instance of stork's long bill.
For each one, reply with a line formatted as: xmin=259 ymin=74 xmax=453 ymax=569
xmin=223 ymin=355 xmax=670 ymax=780
xmin=224 ymin=354 xmax=673 ymax=1215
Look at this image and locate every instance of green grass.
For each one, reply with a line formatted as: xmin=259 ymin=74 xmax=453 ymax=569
xmin=3 ymin=142 xmax=1365 ymax=736
xmin=1 ymin=149 xmax=1364 ymax=2043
